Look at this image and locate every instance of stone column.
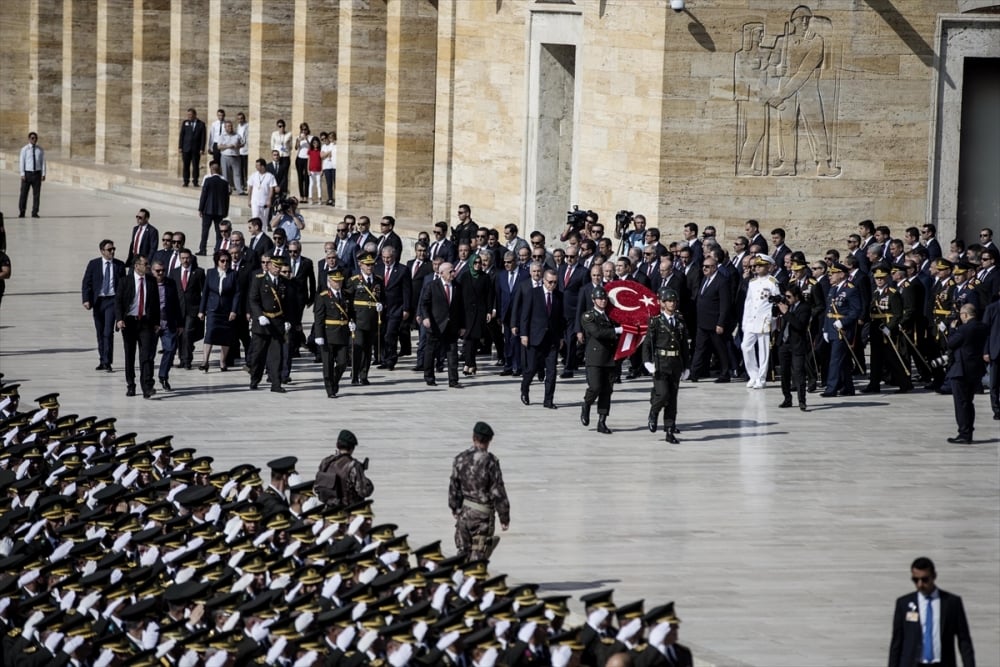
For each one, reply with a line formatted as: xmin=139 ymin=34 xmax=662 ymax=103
xmin=292 ymin=0 xmax=338 ymax=135
xmin=0 ymin=2 xmax=32 ymax=148
xmin=248 ymin=0 xmax=294 ymax=161
xmin=431 ymin=0 xmax=457 ymax=222
xmin=207 ymin=0 xmax=250 ymax=144
xmin=131 ymin=0 xmax=171 ymax=170
xmin=382 ymin=0 xmax=437 ymax=224
xmin=167 ymin=0 xmax=210 ymax=177
xmin=95 ymin=0 xmax=133 ymax=165
xmin=336 ymin=0 xmax=387 ymax=210
xmin=29 ymin=0 xmax=63 ymax=154
xmin=61 ymin=0 xmax=97 ymax=159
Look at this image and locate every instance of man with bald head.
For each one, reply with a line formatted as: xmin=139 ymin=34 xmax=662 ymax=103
xmin=421 ymin=262 xmax=465 ymax=388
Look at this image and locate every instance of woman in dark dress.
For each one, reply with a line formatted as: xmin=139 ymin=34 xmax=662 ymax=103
xmin=458 ymin=254 xmax=494 ymax=375
xmin=198 ymin=250 xmax=241 ymax=371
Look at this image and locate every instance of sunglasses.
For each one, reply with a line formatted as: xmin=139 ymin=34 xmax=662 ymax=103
xmin=911 ymin=576 xmax=932 ymax=584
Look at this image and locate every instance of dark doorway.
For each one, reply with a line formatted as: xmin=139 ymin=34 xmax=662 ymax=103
xmin=957 ymin=57 xmax=1000 ymax=240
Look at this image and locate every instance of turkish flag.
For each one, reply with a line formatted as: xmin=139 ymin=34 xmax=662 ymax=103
xmin=604 ymin=280 xmax=660 ymax=360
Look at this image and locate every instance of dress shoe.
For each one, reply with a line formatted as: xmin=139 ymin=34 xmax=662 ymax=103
xmin=96 ymin=364 xmax=107 ymax=371
xmin=647 ymin=412 xmax=657 ymax=433
xmin=581 ymin=403 xmax=591 ymax=426
xmin=819 ymin=391 xmax=837 ymax=398
xmin=841 ymin=390 xmax=855 ymax=397
xmin=31 ymin=213 xmax=40 ymax=218
xmin=596 ymin=416 xmax=612 ymax=434
xmin=512 ymin=371 xmax=522 ymax=377
xmin=799 ymin=404 xmax=807 ymax=411
xmin=896 ymin=386 xmax=912 ymax=394
xmin=199 ymin=364 xmax=209 ymax=372
xmin=449 ymin=382 xmax=463 ymax=388
xmin=271 ymin=386 xmax=287 ymax=393
xmin=142 ymin=390 xmax=153 ymax=399
xmin=351 ymin=379 xmax=360 ymax=386
xmin=861 ymin=385 xmax=880 ymax=394
xmin=159 ymin=378 xmax=172 ymax=391
xmin=543 ymin=402 xmax=557 ymax=409
xmin=947 ymin=436 xmax=972 ymax=444
xmin=669 ymin=425 xmax=681 ymax=434
xmin=412 ymin=365 xmax=425 ymax=372
xmin=126 ymin=386 xmax=136 ymax=397
xmin=665 ymin=432 xmax=680 ymax=444
xmin=560 ymin=371 xmax=574 ymax=379
xmin=17 ymin=213 xmax=25 ymax=218
xmin=377 ymin=363 xmax=387 ymax=369
xmin=327 ymin=392 xmax=336 ymax=398
xmin=778 ymin=399 xmax=793 ymax=408
xmin=807 ymin=381 xmax=818 ymax=392
xmin=106 ymin=365 xmax=113 ymax=373
xmin=249 ymin=382 xmax=259 ymax=390
xmin=360 ymin=378 xmax=371 ymax=386
xmin=385 ymin=364 xmax=395 ymax=371
xmin=520 ymin=393 xmax=530 ymax=406
xmin=714 ymin=376 xmax=730 ymax=383
xmin=183 ymin=363 xmax=192 ymax=370
xmin=426 ymin=380 xmax=437 ymax=386
xmin=499 ymin=370 xmax=513 ymax=376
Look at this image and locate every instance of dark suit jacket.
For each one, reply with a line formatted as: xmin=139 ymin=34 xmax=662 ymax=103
xmin=428 ymin=238 xmax=458 ymax=264
xmin=266 ymin=161 xmax=287 ymax=188
xmin=406 ymin=259 xmax=433 ymax=317
xmin=495 ymin=267 xmax=528 ymax=324
xmin=155 ymin=278 xmax=182 ymax=330
xmin=374 ymin=261 xmax=411 ymax=316
xmin=168 ymin=265 xmax=206 ymax=318
xmin=317 ymin=258 xmax=352 ymax=287
xmin=627 ymin=270 xmax=651 ymax=289
xmin=114 ymin=270 xmax=161 ymax=324
xmin=946 ymin=319 xmax=988 ymax=381
xmin=888 ymin=589 xmax=974 ymax=667
xmin=81 ymin=257 xmax=126 ymax=305
xmin=333 ymin=237 xmax=359 ymax=269
xmin=288 ymin=255 xmax=316 ymax=306
xmin=198 ymin=174 xmax=231 ymax=218
xmin=557 ymin=262 xmax=587 ymax=319
xmin=772 ymin=243 xmax=791 ymax=269
xmin=694 ymin=274 xmax=731 ymax=331
xmin=421 ymin=280 xmax=464 ymax=339
xmin=925 ymin=238 xmax=943 ymax=260
xmin=248 ymin=233 xmax=274 ymax=259
xmin=519 ymin=287 xmax=565 ymax=347
xmin=126 ymin=224 xmax=160 ymax=267
xmin=748 ymin=232 xmax=768 ymax=254
xmin=781 ymin=300 xmax=812 ymax=355
xmin=376 ymin=231 xmax=403 ymax=259
xmin=984 ymin=299 xmax=1000 ymax=360
xmin=179 ymin=118 xmax=206 ymax=152
xmin=230 ymin=259 xmax=255 ymax=315
xmin=200 ymin=268 xmax=242 ymax=316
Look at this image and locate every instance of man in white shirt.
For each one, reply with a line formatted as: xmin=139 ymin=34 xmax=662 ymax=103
xmin=208 ymin=108 xmax=226 ymax=164
xmin=18 ymin=132 xmax=46 ymax=218
xmin=741 ymin=254 xmax=779 ymax=389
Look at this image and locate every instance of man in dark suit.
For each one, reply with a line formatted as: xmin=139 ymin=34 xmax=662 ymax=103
xmin=495 ymin=252 xmax=528 ymax=376
xmin=403 ymin=242 xmax=432 ymax=360
xmin=114 ymin=255 xmax=161 ymax=398
xmin=178 ymin=108 xmax=206 ymax=187
xmin=198 ymin=161 xmax=230 ymax=256
xmin=82 ymin=239 xmax=126 ymax=372
xmin=227 ymin=243 xmax=255 ymax=367
xmin=429 ymin=221 xmax=458 ymax=264
xmin=557 ymin=248 xmax=587 ymax=378
xmin=744 ymin=219 xmax=768 ymax=254
xmin=518 ymin=269 xmax=565 ymax=408
xmin=248 ymin=256 xmax=291 ymax=393
xmin=777 ymin=283 xmax=811 ymax=410
xmin=247 ymin=218 xmax=274 ymax=259
xmin=888 ymin=556 xmax=975 ymax=667
xmin=375 ymin=246 xmax=410 ymax=370
xmin=332 ymin=222 xmax=358 ymax=275
xmin=982 ymin=295 xmax=1000 ymax=421
xmin=770 ymin=227 xmax=792 ymax=269
xmin=375 ymin=215 xmax=404 ymax=259
xmin=921 ymin=223 xmax=943 ymax=260
xmin=689 ymin=258 xmax=732 ymax=382
xmin=150 ymin=259 xmax=183 ymax=391
xmin=349 ymin=217 xmax=376 ymax=261
xmin=420 ymin=262 xmax=465 ymax=387
xmin=944 ymin=303 xmax=989 ymax=443
xmin=126 ymin=209 xmax=159 ymax=268
xmin=511 ymin=261 xmax=544 ymax=377
xmin=266 ymin=149 xmax=288 ymax=194
xmin=283 ymin=241 xmax=316 ymax=375
xmin=318 ymin=241 xmax=351 ymax=286
xmin=169 ymin=248 xmax=205 ymax=370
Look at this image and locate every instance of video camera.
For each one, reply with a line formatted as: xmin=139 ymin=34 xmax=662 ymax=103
xmin=566 ymin=205 xmax=591 ymax=232
xmin=615 ymin=210 xmax=634 ymax=235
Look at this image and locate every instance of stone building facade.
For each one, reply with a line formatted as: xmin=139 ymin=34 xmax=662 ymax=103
xmin=1 ymin=1 xmax=997 ymax=253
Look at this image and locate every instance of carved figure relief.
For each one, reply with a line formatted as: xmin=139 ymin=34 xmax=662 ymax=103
xmin=733 ymin=5 xmax=841 ymax=177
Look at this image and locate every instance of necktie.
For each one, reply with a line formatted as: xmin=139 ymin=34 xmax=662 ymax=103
xmin=170 ymin=251 xmax=179 ymax=272
xmin=923 ymin=596 xmax=934 ymax=663
xmin=445 ymin=284 xmax=451 ymax=304
xmin=102 ymin=261 xmax=111 ymax=296
xmin=221 ymin=238 xmax=229 ymax=250
xmin=333 ymin=291 xmax=339 ymax=300
xmin=181 ymin=268 xmax=188 ymax=291
xmin=701 ymin=276 xmax=711 ymax=295
xmin=509 ymin=272 xmax=515 ymax=291
xmin=133 ymin=227 xmax=143 ymax=255
xmin=32 ymin=146 xmax=37 ymax=171
xmin=545 ymin=291 xmax=551 ymax=314
xmin=457 ymin=260 xmax=465 ymax=274
xmin=564 ymin=266 xmax=572 ymax=287
xmin=412 ymin=260 xmax=420 ymax=278
xmin=668 ymin=316 xmax=674 ymax=328
xmin=137 ymin=277 xmax=145 ymax=317
xmin=385 ymin=266 xmax=390 ymax=284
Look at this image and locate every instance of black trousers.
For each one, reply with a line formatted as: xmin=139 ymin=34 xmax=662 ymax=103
xmin=91 ymin=297 xmax=117 ymax=367
xmin=951 ymin=376 xmax=979 ymax=439
xmin=320 ymin=343 xmax=349 ymax=395
xmin=199 ymin=214 xmax=224 ymax=254
xmin=181 ymin=150 xmax=201 ymax=185
xmin=990 ymin=359 xmax=999 ymax=419
xmin=691 ymin=327 xmax=730 ymax=379
xmin=295 ymin=157 xmax=309 ymax=198
xmin=249 ymin=331 xmax=284 ymax=389
xmin=426 ymin=333 xmax=459 ymax=384
xmin=178 ymin=316 xmax=199 ymax=366
xmin=779 ymin=344 xmax=807 ymax=405
xmin=121 ymin=317 xmax=156 ymax=391
xmin=583 ymin=365 xmax=614 ymax=415
xmin=18 ymin=172 xmax=42 ymax=215
xmin=226 ymin=316 xmax=252 ymax=366
xmin=352 ymin=328 xmax=376 ymax=381
xmin=868 ymin=330 xmax=913 ymax=390
xmin=650 ymin=371 xmax=681 ymax=427
xmin=522 ymin=340 xmax=559 ymax=403
xmin=380 ymin=313 xmax=404 ymax=367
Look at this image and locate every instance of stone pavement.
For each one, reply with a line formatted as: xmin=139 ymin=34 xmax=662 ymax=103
xmin=0 ymin=171 xmax=997 ymax=667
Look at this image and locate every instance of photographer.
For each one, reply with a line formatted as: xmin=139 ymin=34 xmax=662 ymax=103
xmin=777 ymin=283 xmax=810 ymax=410
xmin=269 ymin=197 xmax=306 ymax=243
xmin=614 ymin=212 xmax=647 ymax=251
xmin=560 ymin=206 xmax=596 ymax=242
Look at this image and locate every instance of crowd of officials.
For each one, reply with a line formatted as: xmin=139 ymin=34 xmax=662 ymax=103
xmin=0 ymin=383 xmax=694 ymax=666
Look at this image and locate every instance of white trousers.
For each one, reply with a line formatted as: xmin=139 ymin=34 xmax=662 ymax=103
xmin=742 ymin=330 xmax=770 ymax=383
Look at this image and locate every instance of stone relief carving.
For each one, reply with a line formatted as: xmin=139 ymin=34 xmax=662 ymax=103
xmin=734 ymin=5 xmax=841 ymax=177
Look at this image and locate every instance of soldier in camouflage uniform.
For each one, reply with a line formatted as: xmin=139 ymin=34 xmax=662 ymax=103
xmin=448 ymin=421 xmax=510 ymax=561
xmin=642 ymin=288 xmax=690 ymax=444
xmin=315 ymin=429 xmax=374 ymax=508
xmin=579 ymin=287 xmax=622 ymax=434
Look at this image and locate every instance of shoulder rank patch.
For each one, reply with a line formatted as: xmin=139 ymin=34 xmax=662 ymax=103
xmin=582 ymin=312 xmax=594 ymax=322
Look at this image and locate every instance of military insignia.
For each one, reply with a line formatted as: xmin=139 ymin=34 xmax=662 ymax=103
xmin=582 ymin=312 xmax=594 ymax=322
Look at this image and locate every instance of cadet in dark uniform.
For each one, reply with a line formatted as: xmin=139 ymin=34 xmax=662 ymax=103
xmin=312 ymin=270 xmax=352 ymax=398
xmin=259 ymin=456 xmax=296 ymax=515
xmin=248 ymin=256 xmax=290 ymax=392
xmin=448 ymin=421 xmax=510 ymax=561
xmin=579 ymin=287 xmax=623 ymax=434
xmin=864 ymin=265 xmax=913 ymax=394
xmin=642 ymin=288 xmax=690 ymax=444
xmin=346 ymin=252 xmax=384 ymax=386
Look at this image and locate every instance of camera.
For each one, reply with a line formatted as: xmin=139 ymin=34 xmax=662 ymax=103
xmin=615 ymin=210 xmax=634 ymax=235
xmin=928 ymin=354 xmax=950 ymax=369
xmin=768 ymin=293 xmax=785 ymax=305
xmin=566 ymin=205 xmax=589 ymax=232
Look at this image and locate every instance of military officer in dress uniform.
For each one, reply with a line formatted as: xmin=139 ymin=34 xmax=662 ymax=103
xmin=248 ymin=255 xmax=290 ymax=393
xmin=346 ymin=252 xmax=384 ymax=386
xmin=927 ymin=258 xmax=957 ymax=391
xmin=642 ymin=288 xmax=690 ymax=443
xmin=864 ymin=265 xmax=914 ymax=394
xmin=579 ymin=287 xmax=623 ymax=434
xmin=790 ymin=258 xmax=825 ymax=391
xmin=312 ymin=270 xmax=352 ymax=398
xmin=820 ymin=263 xmax=862 ymax=398
xmin=448 ymin=421 xmax=510 ymax=562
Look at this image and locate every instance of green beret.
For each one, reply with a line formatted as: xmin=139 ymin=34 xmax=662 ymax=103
xmin=473 ymin=421 xmax=494 ymax=440
xmin=337 ymin=429 xmax=358 ymax=449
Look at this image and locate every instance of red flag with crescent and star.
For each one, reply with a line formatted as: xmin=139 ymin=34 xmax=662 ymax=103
xmin=604 ymin=280 xmax=660 ymax=360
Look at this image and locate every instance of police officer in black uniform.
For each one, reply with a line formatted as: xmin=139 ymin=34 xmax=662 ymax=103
xmin=346 ymin=252 xmax=384 ymax=386
xmin=642 ymin=288 xmax=690 ymax=443
xmin=312 ymin=270 xmax=352 ymax=398
xmin=248 ymin=256 xmax=290 ymax=392
xmin=579 ymin=287 xmax=623 ymax=434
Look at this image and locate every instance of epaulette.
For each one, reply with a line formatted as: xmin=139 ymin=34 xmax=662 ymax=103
xmin=582 ymin=312 xmax=594 ymax=322
xmin=767 ymin=275 xmax=778 ymax=283
xmin=888 ymin=287 xmax=897 ymax=293
xmin=808 ymin=278 xmax=817 ymax=285
xmin=633 ymin=643 xmax=649 ymax=652
xmin=846 ymin=281 xmax=855 ymax=288
xmin=256 ymin=273 xmax=265 ymax=278
xmin=319 ymin=290 xmax=330 ymax=297
xmin=600 ymin=637 xmax=617 ymax=645
xmin=6 ymin=627 xmax=19 ymax=638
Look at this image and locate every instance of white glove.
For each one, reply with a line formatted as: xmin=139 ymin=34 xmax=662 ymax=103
xmin=294 ymin=651 xmax=319 ymax=667
xmin=265 ymin=637 xmax=288 ymax=666
xmin=833 ymin=319 xmax=843 ymax=330
xmin=431 ymin=583 xmax=451 ymax=611
xmin=494 ymin=620 xmax=510 ymax=640
xmin=18 ymin=570 xmax=40 ymax=588
xmin=414 ymin=620 xmax=429 ymax=643
xmin=644 ymin=362 xmax=655 ymax=373
xmin=648 ymin=621 xmax=671 ymax=647
xmin=220 ymin=479 xmax=238 ymax=500
xmin=108 ymin=567 xmax=121 ymax=584
xmin=205 ymin=652 xmax=228 ymax=667
xmin=205 ymin=504 xmax=222 ymax=523
xmin=253 ymin=528 xmax=275 ymax=547
xmin=288 ymin=473 xmax=302 ymax=487
xmin=294 ymin=612 xmax=314 ymax=633
xmin=258 ymin=315 xmax=270 ymax=326
xmin=63 ymin=635 xmax=85 ymax=656
xmin=348 ymin=322 xmax=357 ymax=333
xmin=284 ymin=582 xmax=303 ymax=603
xmin=823 ymin=332 xmax=830 ymax=342
xmin=163 ymin=546 xmax=186 ymax=564
xmin=479 ymin=590 xmax=495 ymax=611
xmin=356 ymin=629 xmax=379 ymax=654
xmin=436 ymin=630 xmax=460 ymax=651
xmin=269 ymin=574 xmax=290 ymax=590
xmin=387 ymin=644 xmax=412 ymax=667
xmin=616 ymin=617 xmax=641 ymax=642
xmin=938 ymin=321 xmax=947 ymax=333
xmin=479 ymin=648 xmax=498 ymax=667
xmin=44 ymin=631 xmax=64 ymax=653
xmin=112 ymin=462 xmax=129 ymax=483
xmin=178 ymin=650 xmax=199 ymax=667
xmin=231 ymin=573 xmax=255 ymax=594
xmin=166 ymin=483 xmax=187 ymax=502
xmin=102 ymin=597 xmax=127 ymax=619
xmin=301 ymin=497 xmax=321 ymax=513
xmin=336 ymin=625 xmax=356 ymax=651
xmin=880 ymin=326 xmax=891 ymax=337
xmin=680 ymin=368 xmax=691 ymax=381
xmin=459 ymin=576 xmax=476 ymax=599
xmin=141 ymin=623 xmax=160 ymax=650
xmin=24 ymin=490 xmax=39 ymax=509
xmin=156 ymin=639 xmax=177 ymax=659
xmin=121 ymin=468 xmax=139 ymax=488
xmin=586 ymin=607 xmax=609 ymax=631
xmin=228 ymin=550 xmax=246 ymax=568
xmin=222 ymin=610 xmax=241 ymax=632
xmin=94 ymin=650 xmax=115 ymax=667
xmin=0 ymin=536 xmax=12 ymax=557
xmin=77 ymin=591 xmax=102 ymax=615
xmin=517 ymin=621 xmax=537 ymax=643
xmin=224 ymin=516 xmax=242 ymax=541
xmin=314 ymin=338 xmax=325 ymax=345
xmin=352 ymin=602 xmax=366 ymax=621
xmin=250 ymin=621 xmax=270 ymax=643
xmin=379 ymin=550 xmax=400 ymax=567
xmin=59 ymin=590 xmax=76 ymax=611
xmin=614 ymin=326 xmax=623 ymax=334
xmin=358 ymin=566 xmax=378 ymax=585
xmin=175 ymin=566 xmax=196 ymax=584
xmin=347 ymin=515 xmax=365 ymax=536
xmin=237 ymin=485 xmax=253 ymax=502
xmin=321 ymin=573 xmax=342 ymax=600
xmin=551 ymin=645 xmax=573 ymax=667
xmin=112 ymin=532 xmax=132 ymax=553
xmin=23 ymin=610 xmax=45 ymax=641
xmin=282 ymin=541 xmax=301 ymax=559
xmin=51 ymin=540 xmax=75 ymax=562
xmin=375 ymin=302 xmax=383 ymax=313
xmin=284 ymin=322 xmax=291 ymax=333
xmin=317 ymin=523 xmax=338 ymax=546
xmin=25 ymin=520 xmax=46 ymax=542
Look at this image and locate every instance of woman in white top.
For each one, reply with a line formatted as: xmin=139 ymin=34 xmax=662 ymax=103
xmin=320 ymin=131 xmax=337 ymax=206
xmin=270 ymin=119 xmax=293 ymax=193
xmin=295 ymin=122 xmax=314 ymax=201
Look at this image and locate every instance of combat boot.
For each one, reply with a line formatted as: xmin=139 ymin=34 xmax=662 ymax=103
xmin=596 ymin=415 xmax=612 ymax=434
xmin=647 ymin=410 xmax=657 ymax=433
xmin=581 ymin=402 xmax=591 ymax=427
